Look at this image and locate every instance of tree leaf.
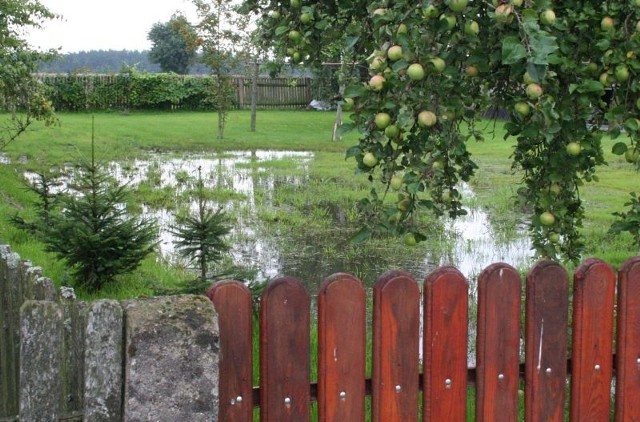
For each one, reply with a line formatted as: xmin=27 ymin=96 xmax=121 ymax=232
xmin=502 ymin=36 xmax=527 ymax=65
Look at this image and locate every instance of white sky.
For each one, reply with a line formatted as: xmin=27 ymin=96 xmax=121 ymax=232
xmin=27 ymin=0 xmax=199 ymax=53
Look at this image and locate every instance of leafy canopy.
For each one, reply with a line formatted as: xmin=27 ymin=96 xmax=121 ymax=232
xmin=243 ymin=0 xmax=640 ymax=262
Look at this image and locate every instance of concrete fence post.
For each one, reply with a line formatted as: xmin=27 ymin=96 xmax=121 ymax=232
xmin=19 ymin=300 xmax=63 ymax=421
xmin=84 ymin=299 xmax=124 ymax=422
xmin=123 ymin=295 xmax=220 ymax=421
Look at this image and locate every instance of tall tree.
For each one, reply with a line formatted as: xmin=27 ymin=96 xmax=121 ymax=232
xmin=1 ymin=0 xmax=58 ymax=149
xmin=243 ymin=0 xmax=640 ymax=263
xmin=193 ymin=0 xmax=250 ymax=139
xmin=148 ymin=13 xmax=199 ymax=74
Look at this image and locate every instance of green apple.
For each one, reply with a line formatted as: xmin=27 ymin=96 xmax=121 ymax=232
xmin=625 ymin=148 xmax=639 ymax=163
xmin=526 ymin=83 xmax=543 ymax=99
xmin=539 ymin=211 xmax=556 ymax=226
xmin=495 ymin=4 xmax=513 ymax=24
xmin=269 ymin=10 xmax=281 ymax=19
xmin=514 ymin=101 xmax=530 ymax=117
xmin=464 ymin=65 xmax=479 ymax=77
xmin=432 ymin=160 xmax=444 ymax=171
xmin=369 ymin=75 xmax=385 ymax=91
xmin=363 ymin=152 xmax=378 ymax=167
xmin=390 ymin=175 xmax=403 ymax=190
xmin=539 ymin=9 xmax=556 ymax=25
xmin=398 ymin=198 xmax=411 ymax=212
xmin=403 ymin=232 xmax=417 ymax=246
xmin=615 ymin=65 xmax=630 ymax=82
xmin=397 ymin=23 xmax=408 ymax=35
xmin=374 ymin=112 xmax=391 ymax=129
xmin=549 ymin=183 xmax=561 ymax=195
xmin=387 ymin=45 xmax=403 ymax=61
xmin=342 ymin=98 xmax=354 ymax=111
xmin=370 ymin=56 xmax=386 ymax=71
xmin=439 ymin=13 xmax=457 ymax=29
xmin=511 ymin=0 xmax=523 ymax=6
xmin=464 ymin=20 xmax=480 ymax=36
xmin=430 ymin=57 xmax=446 ymax=73
xmin=599 ymin=72 xmax=611 ymax=87
xmin=290 ymin=0 xmax=300 ymax=7
xmin=423 ymin=5 xmax=439 ymax=19
xmin=291 ymin=51 xmax=301 ymax=62
xmin=385 ymin=124 xmax=400 ymax=138
xmin=523 ymin=71 xmax=535 ymax=84
xmin=407 ymin=63 xmax=425 ymax=80
xmin=288 ymin=30 xmax=301 ymax=42
xmin=418 ymin=110 xmax=438 ymax=127
xmin=566 ymin=142 xmax=582 ymax=156
xmin=548 ymin=232 xmax=560 ymax=243
xmin=449 ymin=0 xmax=469 ymax=13
xmin=601 ymin=16 xmax=614 ymax=31
xmin=300 ymin=13 xmax=312 ymax=24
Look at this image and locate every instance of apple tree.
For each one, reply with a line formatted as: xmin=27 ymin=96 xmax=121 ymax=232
xmin=1 ymin=0 xmax=58 ymax=150
xmin=242 ymin=0 xmax=640 ymax=263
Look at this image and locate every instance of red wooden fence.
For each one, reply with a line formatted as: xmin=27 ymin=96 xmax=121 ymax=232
xmin=207 ymin=256 xmax=640 ymax=421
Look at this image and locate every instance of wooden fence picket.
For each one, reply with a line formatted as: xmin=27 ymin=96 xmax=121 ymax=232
xmin=525 ymin=260 xmax=569 ymax=422
xmin=259 ymin=277 xmax=310 ymax=421
xmin=569 ymin=258 xmax=615 ymax=422
xmin=615 ymin=256 xmax=640 ymax=421
xmin=317 ymin=273 xmax=366 ymax=422
xmin=423 ymin=266 xmax=469 ymax=422
xmin=206 ymin=281 xmax=254 ymax=422
xmin=475 ymin=263 xmax=521 ymax=422
xmin=372 ymin=271 xmax=420 ymax=422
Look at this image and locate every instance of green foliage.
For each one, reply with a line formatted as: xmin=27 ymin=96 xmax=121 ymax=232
xmin=148 ymin=13 xmax=199 ymax=74
xmin=1 ymin=0 xmax=58 ymax=149
xmin=10 ymin=170 xmax=62 ymax=236
xmin=40 ymin=72 xmax=224 ymax=112
xmin=45 ymin=130 xmax=157 ymax=292
xmin=610 ymin=192 xmax=640 ymax=251
xmin=171 ymin=167 xmax=231 ymax=283
xmin=246 ymin=0 xmax=640 ymax=263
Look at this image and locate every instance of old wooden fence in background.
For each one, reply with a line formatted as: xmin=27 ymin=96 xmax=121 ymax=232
xmin=2 ymin=239 xmax=640 ymax=420
xmin=36 ymin=74 xmax=314 ymax=112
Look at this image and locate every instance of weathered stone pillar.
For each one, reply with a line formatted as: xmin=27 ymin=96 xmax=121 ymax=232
xmin=1 ymin=246 xmax=23 ymax=418
xmin=19 ymin=300 xmax=63 ymax=421
xmin=84 ymin=299 xmax=124 ymax=422
xmin=123 ymin=295 xmax=220 ymax=422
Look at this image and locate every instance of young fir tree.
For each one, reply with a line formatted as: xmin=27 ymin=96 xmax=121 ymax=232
xmin=46 ymin=123 xmax=157 ymax=291
xmin=10 ymin=170 xmax=62 ymax=236
xmin=171 ymin=166 xmax=231 ymax=284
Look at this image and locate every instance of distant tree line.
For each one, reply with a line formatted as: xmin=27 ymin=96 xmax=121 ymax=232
xmin=36 ymin=50 xmax=216 ymax=74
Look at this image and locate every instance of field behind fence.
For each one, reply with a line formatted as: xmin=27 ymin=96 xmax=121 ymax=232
xmin=36 ymin=74 xmax=314 ymax=112
xmin=2 ymin=240 xmax=640 ymax=421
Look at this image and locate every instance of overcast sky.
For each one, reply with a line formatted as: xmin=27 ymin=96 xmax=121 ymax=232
xmin=27 ymin=0 xmax=198 ymax=53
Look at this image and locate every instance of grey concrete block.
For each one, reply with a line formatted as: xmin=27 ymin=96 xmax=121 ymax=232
xmin=123 ymin=295 xmax=219 ymax=422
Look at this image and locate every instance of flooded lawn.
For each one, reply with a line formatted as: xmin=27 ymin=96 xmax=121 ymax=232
xmin=95 ymin=150 xmax=533 ymax=292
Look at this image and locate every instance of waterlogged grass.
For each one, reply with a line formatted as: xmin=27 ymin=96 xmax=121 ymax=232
xmin=0 ymin=110 xmax=638 ymax=300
